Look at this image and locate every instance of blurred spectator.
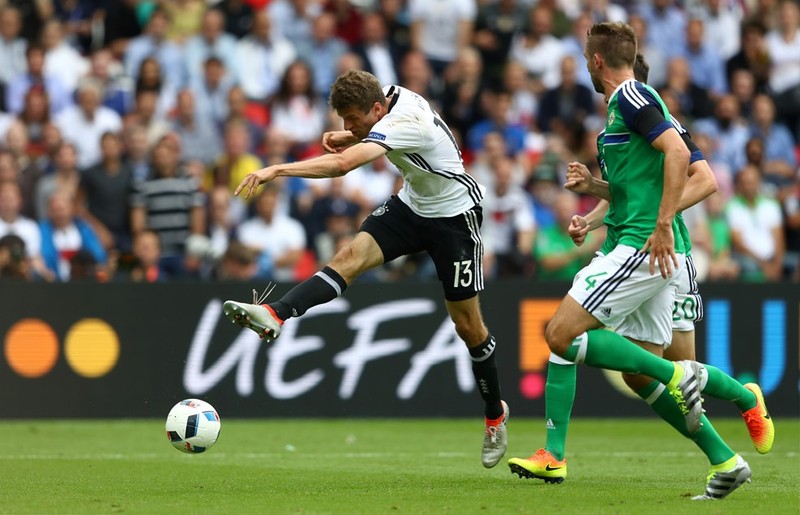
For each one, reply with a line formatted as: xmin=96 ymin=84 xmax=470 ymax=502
xmin=472 ymin=0 xmax=526 ymax=84
xmin=269 ymin=60 xmax=328 ymax=158
xmin=441 ymin=47 xmax=486 ymax=142
xmin=704 ymin=191 xmax=741 ymax=281
xmin=0 ymin=181 xmax=46 ymax=276
xmin=692 ymin=94 xmax=749 ymax=175
xmin=765 ymin=0 xmax=800 ymax=141
xmin=216 ymin=240 xmax=259 ymax=281
xmin=125 ymin=88 xmax=170 ymax=150
xmin=41 ymin=18 xmax=89 ymax=93
xmin=206 ymin=185 xmax=242 ymax=260
xmin=172 ymin=89 xmax=222 ymax=167
xmin=748 ymin=94 xmax=798 ymax=181
xmin=126 ymin=229 xmax=167 ymax=282
xmin=501 ymin=60 xmax=537 ymax=128
xmin=76 ymin=132 xmax=134 ymax=254
xmin=124 ymin=9 xmax=184 ymax=90
xmin=509 ymin=5 xmax=565 ymax=96
xmin=481 ymin=155 xmax=536 ymax=278
xmin=122 ymin=123 xmax=152 ymax=182
xmin=536 ymin=55 xmax=595 ymax=134
xmin=342 ymin=155 xmax=400 ymax=217
xmin=162 ymin=0 xmax=205 ymax=44
xmin=268 ymin=0 xmax=320 ymax=47
xmin=18 ymin=86 xmax=51 ymax=157
xmin=55 ymin=78 xmax=123 ymax=169
xmin=680 ymin=18 xmax=727 ymax=97
xmin=352 ymin=12 xmax=401 ymax=87
xmin=585 ymin=0 xmax=628 ymax=24
xmin=727 ymin=165 xmax=785 ymax=281
xmin=234 ymin=10 xmax=296 ymax=102
xmin=52 ymin=0 xmax=97 ymax=53
xmin=398 ymin=49 xmax=434 ymax=99
xmin=537 ymin=0 xmax=571 ymax=38
xmin=726 ymin=19 xmax=770 ymax=93
xmin=101 ymin=0 xmax=141 ymax=61
xmin=638 ymin=0 xmax=686 ymax=60
xmin=183 ymin=8 xmax=238 ymax=86
xmin=308 ymin=176 xmax=360 ymax=264
xmin=134 ymin=56 xmax=178 ymax=119
xmin=628 ymin=13 xmax=667 ymax=89
xmin=208 ymin=119 xmax=262 ymax=195
xmin=533 ymin=191 xmax=599 ymax=281
xmin=225 ymin=85 xmax=265 ymax=148
xmin=693 ymin=132 xmax=733 ymax=201
xmin=39 ymin=190 xmax=107 ymax=282
xmin=85 ymin=48 xmax=135 ymax=117
xmin=34 ymin=141 xmax=80 ymax=220
xmin=236 ymin=183 xmax=306 ymax=282
xmin=68 ymin=249 xmax=102 ymax=282
xmin=0 ymin=6 xmax=27 ymax=102
xmin=695 ymin=0 xmax=742 ymax=61
xmin=130 ymin=136 xmax=206 ymax=276
xmin=729 ymin=68 xmax=757 ymax=119
xmin=6 ymin=44 xmax=72 ymax=116
xmin=467 ymin=89 xmax=526 ymax=155
xmin=409 ymin=0 xmax=475 ymax=79
xmin=561 ymin=12 xmax=597 ymax=94
xmin=0 ymin=233 xmax=29 ymax=280
xmin=661 ymin=56 xmax=713 ymax=121
xmin=470 ymin=131 xmax=528 ymax=190
xmin=190 ymin=56 xmax=235 ymax=130
xmin=215 ymin=0 xmax=254 ymax=39
xmin=296 ymin=12 xmax=349 ymax=96
xmin=326 ymin=0 xmax=364 ymax=47
xmin=378 ymin=0 xmax=411 ymax=55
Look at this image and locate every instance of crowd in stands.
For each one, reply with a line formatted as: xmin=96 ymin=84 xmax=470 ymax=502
xmin=0 ymin=0 xmax=798 ymax=284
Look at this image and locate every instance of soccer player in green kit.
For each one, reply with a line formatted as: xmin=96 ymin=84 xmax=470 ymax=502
xmin=507 ymin=24 xmax=773 ymax=500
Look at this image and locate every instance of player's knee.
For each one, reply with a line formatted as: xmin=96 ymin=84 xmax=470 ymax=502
xmin=544 ymin=319 xmax=570 ymax=355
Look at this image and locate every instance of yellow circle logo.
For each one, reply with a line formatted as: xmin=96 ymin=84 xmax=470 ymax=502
xmin=64 ymin=319 xmax=120 ymax=378
xmin=4 ymin=319 xmax=60 ymax=377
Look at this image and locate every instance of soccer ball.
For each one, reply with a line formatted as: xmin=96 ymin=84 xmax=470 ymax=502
xmin=165 ymin=399 xmax=221 ymax=453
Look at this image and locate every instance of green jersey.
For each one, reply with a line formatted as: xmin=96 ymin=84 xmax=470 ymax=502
xmin=599 ymin=80 xmax=689 ymax=254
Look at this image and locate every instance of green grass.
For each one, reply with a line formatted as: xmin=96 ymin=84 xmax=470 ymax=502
xmin=0 ymin=418 xmax=797 ymax=514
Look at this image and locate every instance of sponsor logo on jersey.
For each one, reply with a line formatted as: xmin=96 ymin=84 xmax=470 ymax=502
xmin=367 ymin=131 xmax=386 ymax=141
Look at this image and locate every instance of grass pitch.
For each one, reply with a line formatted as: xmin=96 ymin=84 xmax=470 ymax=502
xmin=0 ymin=418 xmax=797 ymax=514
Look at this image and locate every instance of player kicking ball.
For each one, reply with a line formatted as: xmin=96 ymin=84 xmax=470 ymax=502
xmin=222 ymin=70 xmax=509 ymax=468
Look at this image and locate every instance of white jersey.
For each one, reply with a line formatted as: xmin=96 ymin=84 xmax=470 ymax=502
xmin=362 ymin=85 xmax=485 ymax=218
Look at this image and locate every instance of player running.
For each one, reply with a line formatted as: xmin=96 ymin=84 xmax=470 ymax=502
xmin=221 ymin=70 xmax=509 ymax=468
xmin=507 ymin=55 xmax=774 ymax=500
xmin=508 ymin=23 xmax=772 ymax=500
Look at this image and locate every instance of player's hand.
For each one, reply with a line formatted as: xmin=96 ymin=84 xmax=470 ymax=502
xmin=322 ymin=130 xmax=358 ymax=153
xmin=568 ymin=215 xmax=590 ymax=246
xmin=641 ymin=223 xmax=678 ymax=278
xmin=234 ymin=166 xmax=277 ymax=200
xmin=565 ymin=162 xmax=593 ymax=193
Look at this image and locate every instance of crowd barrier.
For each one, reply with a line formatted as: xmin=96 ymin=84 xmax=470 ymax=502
xmin=0 ymin=281 xmax=797 ymax=418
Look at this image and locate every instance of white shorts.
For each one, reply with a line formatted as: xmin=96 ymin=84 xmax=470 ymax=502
xmin=670 ymin=254 xmax=703 ymax=332
xmin=568 ymin=245 xmax=683 ymax=346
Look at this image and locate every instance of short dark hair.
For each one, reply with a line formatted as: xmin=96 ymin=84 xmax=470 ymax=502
xmin=586 ymin=22 xmax=637 ymax=70
xmin=329 ymin=70 xmax=385 ymax=113
xmin=634 ymin=53 xmax=649 ymax=83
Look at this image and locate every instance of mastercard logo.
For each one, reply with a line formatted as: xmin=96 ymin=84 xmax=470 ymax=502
xmin=3 ymin=318 xmax=120 ymax=378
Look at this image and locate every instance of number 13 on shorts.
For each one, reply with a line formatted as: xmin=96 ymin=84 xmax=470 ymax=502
xmin=453 ymin=260 xmax=474 ymax=287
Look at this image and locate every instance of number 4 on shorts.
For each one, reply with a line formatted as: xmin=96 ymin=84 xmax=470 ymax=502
xmin=584 ymin=272 xmax=607 ymax=291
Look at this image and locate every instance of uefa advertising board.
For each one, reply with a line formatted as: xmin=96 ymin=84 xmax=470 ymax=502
xmin=0 ymin=281 xmax=797 ymax=418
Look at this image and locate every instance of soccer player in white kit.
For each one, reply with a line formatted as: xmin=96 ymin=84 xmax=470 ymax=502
xmin=223 ymin=70 xmax=509 ymax=468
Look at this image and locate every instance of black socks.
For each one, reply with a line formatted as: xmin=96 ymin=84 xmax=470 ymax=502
xmin=268 ymin=266 xmax=347 ymax=320
xmin=469 ymin=334 xmax=503 ymax=420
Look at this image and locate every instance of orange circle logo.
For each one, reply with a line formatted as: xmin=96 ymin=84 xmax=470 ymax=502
xmin=4 ymin=319 xmax=59 ymax=378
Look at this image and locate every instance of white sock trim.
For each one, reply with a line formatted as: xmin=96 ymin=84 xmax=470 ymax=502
xmin=572 ymin=332 xmax=588 ymax=364
xmin=315 ymin=270 xmax=342 ymax=297
xmin=644 ymin=383 xmax=667 ymax=405
xmin=549 ymin=352 xmax=575 ymax=365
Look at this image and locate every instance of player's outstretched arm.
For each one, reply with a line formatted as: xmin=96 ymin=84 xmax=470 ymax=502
xmin=234 ymin=142 xmax=389 ymax=199
xmin=322 ymin=130 xmax=359 ymax=153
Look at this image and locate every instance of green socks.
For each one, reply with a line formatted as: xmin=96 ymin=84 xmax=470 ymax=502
xmin=562 ymin=330 xmax=677 ymax=385
xmin=703 ymin=365 xmax=757 ymax=411
xmin=543 ymin=362 xmax=577 ymax=461
xmin=637 ymin=380 xmax=735 ymax=466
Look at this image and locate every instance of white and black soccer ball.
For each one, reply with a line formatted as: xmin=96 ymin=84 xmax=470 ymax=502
xmin=165 ymin=399 xmax=221 ymax=453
